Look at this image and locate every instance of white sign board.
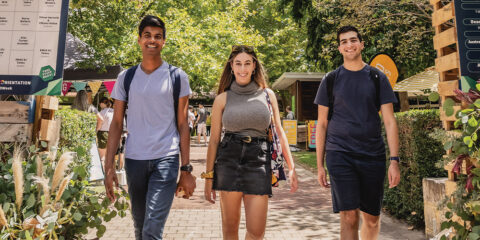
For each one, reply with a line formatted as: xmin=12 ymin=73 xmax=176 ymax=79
xmin=0 ymin=0 xmax=69 ymax=95
xmin=88 ymin=141 xmax=104 ymax=182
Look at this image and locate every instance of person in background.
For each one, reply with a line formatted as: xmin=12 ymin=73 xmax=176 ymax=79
xmin=96 ymin=97 xmax=114 ymax=164
xmin=72 ymin=90 xmax=98 ymax=114
xmin=195 ymin=104 xmax=208 ymax=144
xmin=285 ymin=106 xmax=294 ymax=120
xmin=206 ymin=111 xmax=211 ymax=136
xmin=188 ymin=105 xmax=196 ymax=135
xmin=116 ymin=112 xmax=127 ymax=171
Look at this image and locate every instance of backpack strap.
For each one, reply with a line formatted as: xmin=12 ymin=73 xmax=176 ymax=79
xmin=368 ymin=66 xmax=382 ymax=110
xmin=124 ymin=64 xmax=139 ymax=103
xmin=123 ymin=64 xmax=182 ymax=130
xmin=169 ymin=64 xmax=181 ymax=127
xmin=326 ymin=67 xmax=340 ymax=121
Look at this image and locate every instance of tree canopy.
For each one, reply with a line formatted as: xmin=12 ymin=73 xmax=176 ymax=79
xmin=279 ymin=0 xmax=436 ymax=79
xmin=68 ymin=0 xmax=313 ymax=95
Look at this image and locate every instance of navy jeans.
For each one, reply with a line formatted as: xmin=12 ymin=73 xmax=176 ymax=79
xmin=125 ymin=155 xmax=179 ymax=240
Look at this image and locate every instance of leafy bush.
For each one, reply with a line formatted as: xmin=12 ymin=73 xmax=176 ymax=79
xmin=0 ymin=108 xmax=128 ymax=239
xmin=437 ymin=83 xmax=480 ymax=239
xmin=383 ymin=109 xmax=446 ymax=228
xmin=56 ymin=108 xmax=96 ymax=154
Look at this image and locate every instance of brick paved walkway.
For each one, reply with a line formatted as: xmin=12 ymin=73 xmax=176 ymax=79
xmin=85 ymin=143 xmax=426 ymax=240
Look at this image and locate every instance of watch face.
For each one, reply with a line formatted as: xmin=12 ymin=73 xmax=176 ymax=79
xmin=181 ymin=164 xmax=193 ymax=172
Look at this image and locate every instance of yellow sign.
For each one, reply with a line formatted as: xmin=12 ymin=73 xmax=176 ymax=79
xmin=282 ymin=120 xmax=297 ymax=145
xmin=307 ymin=120 xmax=317 ymax=149
xmin=369 ymin=53 xmax=399 ymax=88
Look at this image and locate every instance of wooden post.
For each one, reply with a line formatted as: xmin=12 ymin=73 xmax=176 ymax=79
xmin=398 ymin=92 xmax=410 ymax=112
xmin=33 ymin=96 xmax=60 ymax=150
xmin=33 ymin=96 xmax=44 ymax=144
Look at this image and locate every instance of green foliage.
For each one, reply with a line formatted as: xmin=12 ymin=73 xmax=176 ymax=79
xmin=0 ymin=108 xmax=128 ymax=239
xmin=68 ymin=0 xmax=314 ymax=95
xmin=68 ymin=0 xmax=142 ymax=70
xmin=443 ymin=98 xmax=456 ymax=117
xmin=441 ymin=173 xmax=480 ymax=240
xmin=292 ymin=151 xmax=317 ymax=170
xmin=245 ymin=0 xmax=314 ymax=82
xmin=438 ymin=91 xmax=480 ymax=239
xmin=56 ymin=108 xmax=96 ymax=154
xmin=383 ymin=109 xmax=446 ymax=228
xmin=429 ymin=92 xmax=440 ymax=102
xmin=280 ymin=0 xmax=436 ymax=78
xmin=0 ymin=147 xmax=128 ymax=239
xmin=442 ymin=104 xmax=480 ymax=157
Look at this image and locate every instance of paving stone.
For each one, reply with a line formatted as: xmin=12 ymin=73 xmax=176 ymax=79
xmin=84 ymin=144 xmax=425 ymax=240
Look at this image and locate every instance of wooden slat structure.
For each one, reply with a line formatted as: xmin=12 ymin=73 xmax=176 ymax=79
xmin=433 ymin=27 xmax=456 ymax=50
xmin=428 ymin=1 xmax=480 ymax=237
xmin=0 ymin=96 xmax=60 ymax=148
xmin=0 ymin=100 xmax=33 ymax=144
xmin=34 ymin=96 xmax=60 ymax=150
xmin=0 ymin=124 xmax=32 ymax=142
xmin=431 ymin=0 xmax=460 ymax=130
xmin=0 ymin=101 xmax=30 ymax=123
xmin=437 ymin=80 xmax=458 ymax=97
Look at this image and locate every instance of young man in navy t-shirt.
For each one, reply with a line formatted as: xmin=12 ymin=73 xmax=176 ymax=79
xmin=314 ymin=26 xmax=401 ymax=240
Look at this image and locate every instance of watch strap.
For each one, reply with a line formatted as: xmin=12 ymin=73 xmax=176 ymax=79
xmin=180 ymin=164 xmax=193 ymax=172
xmin=389 ymin=156 xmax=400 ymax=162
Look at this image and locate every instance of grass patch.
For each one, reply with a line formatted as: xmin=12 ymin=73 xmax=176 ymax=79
xmin=292 ymin=150 xmax=329 ymax=178
xmin=292 ymin=151 xmax=317 ymax=170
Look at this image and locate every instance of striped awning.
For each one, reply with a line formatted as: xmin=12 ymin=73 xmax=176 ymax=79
xmin=393 ymin=68 xmax=439 ymax=96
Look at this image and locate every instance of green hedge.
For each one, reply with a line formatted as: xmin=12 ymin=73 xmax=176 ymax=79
xmin=383 ymin=109 xmax=446 ymax=228
xmin=56 ymin=107 xmax=96 ymax=154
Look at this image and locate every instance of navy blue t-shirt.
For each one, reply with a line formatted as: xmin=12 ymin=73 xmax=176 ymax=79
xmin=314 ymin=65 xmax=397 ymax=156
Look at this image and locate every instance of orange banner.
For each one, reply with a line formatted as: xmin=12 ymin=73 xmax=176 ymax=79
xmin=369 ymin=53 xmax=399 ymax=88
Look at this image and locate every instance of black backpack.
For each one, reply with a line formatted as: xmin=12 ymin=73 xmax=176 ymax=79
xmin=123 ymin=64 xmax=181 ymax=124
xmin=325 ymin=65 xmax=382 ymax=120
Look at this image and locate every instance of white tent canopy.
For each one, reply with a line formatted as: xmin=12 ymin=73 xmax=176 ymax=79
xmin=393 ymin=67 xmax=439 ymax=97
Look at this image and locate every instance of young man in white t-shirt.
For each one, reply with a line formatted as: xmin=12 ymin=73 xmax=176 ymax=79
xmin=104 ymin=15 xmax=196 ymax=240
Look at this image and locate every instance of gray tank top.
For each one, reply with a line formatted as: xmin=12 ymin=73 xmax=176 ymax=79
xmin=222 ymin=81 xmax=271 ymax=137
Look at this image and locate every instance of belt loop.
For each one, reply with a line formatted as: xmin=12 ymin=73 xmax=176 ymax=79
xmin=223 ymin=134 xmax=232 ymax=142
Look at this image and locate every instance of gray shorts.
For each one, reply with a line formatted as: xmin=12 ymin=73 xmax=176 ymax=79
xmin=197 ymin=123 xmax=207 ymax=135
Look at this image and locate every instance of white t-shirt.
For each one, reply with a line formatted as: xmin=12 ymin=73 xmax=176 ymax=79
xmin=99 ymin=108 xmax=114 ymax=131
xmin=111 ymin=62 xmax=191 ymax=160
xmin=188 ymin=110 xmax=195 ymax=128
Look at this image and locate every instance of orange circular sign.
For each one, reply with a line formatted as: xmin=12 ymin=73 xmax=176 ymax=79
xmin=369 ymin=53 xmax=399 ymax=88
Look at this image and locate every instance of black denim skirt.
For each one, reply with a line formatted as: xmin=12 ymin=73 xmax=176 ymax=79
xmin=213 ymin=133 xmax=272 ymax=196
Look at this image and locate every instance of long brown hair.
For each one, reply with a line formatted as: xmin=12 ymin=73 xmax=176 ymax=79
xmin=71 ymin=90 xmax=90 ymax=111
xmin=217 ymin=45 xmax=268 ymax=94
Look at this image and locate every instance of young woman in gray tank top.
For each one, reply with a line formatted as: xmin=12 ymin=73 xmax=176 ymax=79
xmin=202 ymin=45 xmax=298 ymax=239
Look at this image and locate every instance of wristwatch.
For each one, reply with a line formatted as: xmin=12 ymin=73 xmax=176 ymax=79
xmin=180 ymin=164 xmax=193 ymax=172
xmin=389 ymin=156 xmax=400 ymax=162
